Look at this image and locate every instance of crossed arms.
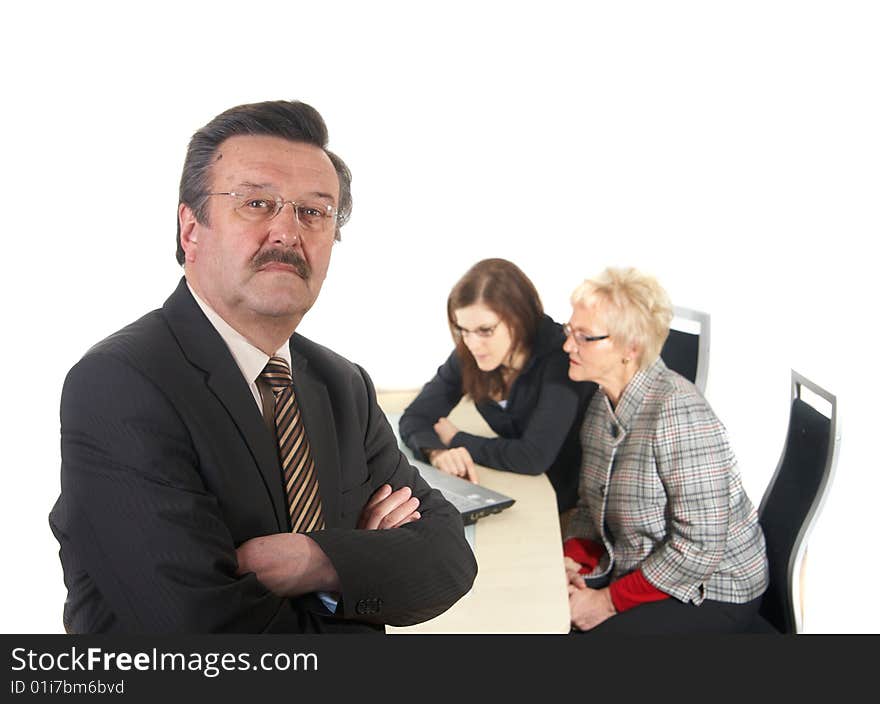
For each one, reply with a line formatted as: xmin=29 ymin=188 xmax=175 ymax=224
xmin=50 ymin=350 xmax=476 ymax=633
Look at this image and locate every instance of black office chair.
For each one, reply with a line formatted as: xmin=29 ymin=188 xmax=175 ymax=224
xmin=660 ymin=306 xmax=710 ymax=394
xmin=755 ymin=370 xmax=840 ymax=633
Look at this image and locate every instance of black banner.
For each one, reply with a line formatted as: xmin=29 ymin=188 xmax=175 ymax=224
xmin=1 ymin=634 xmax=871 ymax=700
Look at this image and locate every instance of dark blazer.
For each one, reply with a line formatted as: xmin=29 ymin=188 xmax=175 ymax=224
xmin=49 ymin=278 xmax=477 ymax=633
xmin=399 ymin=315 xmax=597 ymax=511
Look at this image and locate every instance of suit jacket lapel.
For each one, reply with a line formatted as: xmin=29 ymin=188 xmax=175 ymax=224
xmin=162 ymin=278 xmax=288 ymax=532
xmin=288 ymin=344 xmax=342 ymax=526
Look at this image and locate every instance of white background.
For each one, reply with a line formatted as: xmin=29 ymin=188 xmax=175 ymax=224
xmin=1 ymin=1 xmax=877 ymax=633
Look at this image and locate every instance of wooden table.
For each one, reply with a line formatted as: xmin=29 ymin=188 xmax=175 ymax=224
xmin=377 ymin=390 xmax=570 ymax=634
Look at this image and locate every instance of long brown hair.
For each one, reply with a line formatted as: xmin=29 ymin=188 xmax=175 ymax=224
xmin=447 ymin=259 xmax=544 ymax=403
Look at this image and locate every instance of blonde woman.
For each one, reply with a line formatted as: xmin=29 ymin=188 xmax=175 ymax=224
xmin=562 ymin=267 xmax=768 ymax=633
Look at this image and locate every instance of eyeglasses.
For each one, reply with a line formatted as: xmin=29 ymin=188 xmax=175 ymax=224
xmin=206 ymin=191 xmax=339 ymax=233
xmin=563 ymin=323 xmax=609 ymax=346
xmin=453 ymin=321 xmax=501 ymax=340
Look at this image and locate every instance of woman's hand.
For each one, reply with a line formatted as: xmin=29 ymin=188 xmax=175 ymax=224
xmin=564 ymin=557 xmax=587 ymax=589
xmin=426 ymin=447 xmax=479 ymax=484
xmin=568 ymin=586 xmax=616 ymax=631
xmin=433 ymin=417 xmax=460 ymax=445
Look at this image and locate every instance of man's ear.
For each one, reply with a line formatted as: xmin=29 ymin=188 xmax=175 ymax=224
xmin=178 ymin=203 xmax=200 ymax=263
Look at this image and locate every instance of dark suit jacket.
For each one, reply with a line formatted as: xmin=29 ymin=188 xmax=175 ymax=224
xmin=49 ymin=278 xmax=477 ymax=633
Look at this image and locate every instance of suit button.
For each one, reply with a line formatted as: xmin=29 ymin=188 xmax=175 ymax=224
xmin=599 ymin=484 xmax=606 ymax=498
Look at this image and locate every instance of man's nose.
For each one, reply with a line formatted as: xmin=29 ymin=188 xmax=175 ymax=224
xmin=268 ymin=204 xmax=302 ymax=246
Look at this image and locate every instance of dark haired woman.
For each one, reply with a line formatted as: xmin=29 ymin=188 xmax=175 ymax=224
xmin=399 ymin=258 xmax=595 ymax=511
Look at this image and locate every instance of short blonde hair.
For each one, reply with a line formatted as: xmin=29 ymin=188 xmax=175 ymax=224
xmin=570 ymin=267 xmax=673 ymax=370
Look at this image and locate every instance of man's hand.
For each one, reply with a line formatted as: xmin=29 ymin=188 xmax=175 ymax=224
xmin=568 ymin=586 xmax=616 ymax=631
xmin=433 ymin=417 xmax=459 ymax=445
xmin=427 ymin=447 xmax=479 ymax=484
xmin=358 ymin=484 xmax=421 ymax=530
xmin=235 ymin=533 xmax=340 ymax=597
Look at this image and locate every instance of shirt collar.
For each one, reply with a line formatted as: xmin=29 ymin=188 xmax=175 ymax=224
xmin=187 ymin=282 xmax=292 ymax=385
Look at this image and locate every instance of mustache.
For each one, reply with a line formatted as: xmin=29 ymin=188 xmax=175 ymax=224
xmin=251 ymin=249 xmax=311 ymax=279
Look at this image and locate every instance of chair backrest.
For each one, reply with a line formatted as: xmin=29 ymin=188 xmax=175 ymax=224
xmin=660 ymin=306 xmax=710 ymax=394
xmin=757 ymin=370 xmax=840 ymax=633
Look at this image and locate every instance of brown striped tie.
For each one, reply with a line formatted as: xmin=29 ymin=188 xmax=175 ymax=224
xmin=259 ymin=356 xmax=325 ymax=533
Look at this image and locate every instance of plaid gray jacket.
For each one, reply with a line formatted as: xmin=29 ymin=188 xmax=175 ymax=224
xmin=565 ymin=358 xmax=768 ymax=605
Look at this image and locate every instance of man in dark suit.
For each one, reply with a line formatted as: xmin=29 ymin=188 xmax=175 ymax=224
xmin=48 ymin=100 xmax=477 ymax=633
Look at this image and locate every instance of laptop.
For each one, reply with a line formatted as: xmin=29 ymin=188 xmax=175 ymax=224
xmin=385 ymin=413 xmax=515 ymax=525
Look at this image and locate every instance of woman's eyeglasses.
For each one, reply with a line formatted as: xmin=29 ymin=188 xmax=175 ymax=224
xmin=563 ymin=323 xmax=609 ymax=346
xmin=453 ymin=321 xmax=501 ymax=340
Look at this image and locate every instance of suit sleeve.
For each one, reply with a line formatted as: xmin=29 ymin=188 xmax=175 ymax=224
xmin=640 ymin=393 xmax=734 ymax=604
xmin=398 ymin=351 xmax=463 ymax=460
xmin=448 ymin=354 xmax=582 ymax=475
xmin=51 ymin=353 xmax=314 ymax=633
xmin=307 ymin=365 xmax=478 ymax=627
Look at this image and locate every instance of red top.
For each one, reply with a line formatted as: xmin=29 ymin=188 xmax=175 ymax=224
xmin=563 ymin=538 xmax=670 ymax=612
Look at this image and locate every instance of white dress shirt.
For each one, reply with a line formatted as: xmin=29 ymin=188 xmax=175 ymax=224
xmin=188 ymin=283 xmax=292 ymax=409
